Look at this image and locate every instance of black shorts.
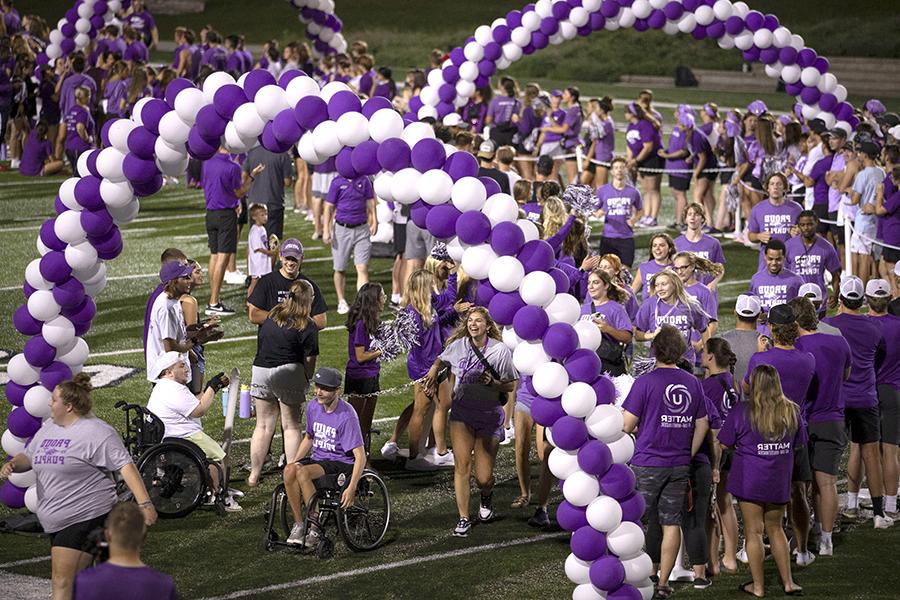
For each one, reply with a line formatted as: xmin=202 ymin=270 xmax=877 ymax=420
xmin=808 ymin=419 xmax=847 ymax=476
xmin=878 ymin=384 xmax=900 ymax=445
xmin=791 ymin=444 xmax=813 ymax=482
xmin=237 ymin=197 xmax=248 ymax=226
xmin=633 ymin=464 xmax=689 ymax=526
xmin=298 ymin=456 xmax=354 ymax=477
xmin=669 ymin=175 xmax=690 ymax=192
xmin=812 ymin=203 xmax=830 ymax=235
xmin=882 ymin=246 xmax=900 ymax=264
xmin=826 ymin=211 xmax=845 ymax=245
xmin=206 ymin=208 xmax=238 ymax=254
xmin=845 ymin=406 xmax=881 ymax=444
xmin=393 ymin=222 xmax=407 ymax=257
xmin=50 ymin=512 xmax=109 ymax=552
xmin=344 ymin=373 xmax=380 ymax=396
xmin=719 ymin=446 xmax=734 ymax=473
xmin=598 ymin=236 xmax=636 ymax=268
xmin=698 ymin=168 xmax=718 ymax=181
xmin=636 ymin=154 xmax=664 ymax=176
xmin=718 ymin=170 xmax=731 ymax=185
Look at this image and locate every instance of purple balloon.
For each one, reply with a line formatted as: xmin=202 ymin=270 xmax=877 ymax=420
xmin=664 ymin=2 xmax=684 ymax=20
xmin=522 ymin=43 xmax=535 ymax=55
xmin=647 ymin=9 xmax=667 ymax=29
xmin=476 ymin=279 xmax=498 ymax=306
xmin=742 ymin=47 xmax=760 ymax=62
xmin=490 ymin=221 xmax=526 ymax=256
xmin=40 ymin=361 xmax=73 ymax=391
xmin=243 ymin=69 xmax=276 ymax=101
xmin=599 ymin=464 xmax=636 ymax=499
xmin=442 ymin=65 xmax=460 ymax=84
xmin=577 ymin=24 xmax=593 ymax=37
xmin=61 ymin=24 xmax=76 ymax=39
xmin=506 ymin=10 xmax=523 ymax=29
xmin=814 ymin=56 xmax=830 ymax=74
xmin=797 ymin=48 xmax=818 ymax=68
xmin=543 ymin=322 xmax=579 ymax=360
xmin=553 ymin=415 xmax=589 ymax=451
xmin=799 ymin=86 xmax=821 ymax=105
xmin=0 ymin=481 xmax=26 ymax=509
xmin=493 ymin=25 xmax=511 ymax=44
xmin=212 ymin=84 xmax=248 ymax=120
xmin=578 ymin=440 xmax=613 ymax=476
xmin=759 ymin=48 xmax=779 ymax=65
xmin=295 ymin=95 xmax=329 ymax=130
xmin=487 ymin=291 xmax=525 ymax=326
xmin=706 ymin=19 xmax=725 ymax=38
xmin=477 ymin=59 xmax=497 ymax=78
xmin=763 ymin=14 xmax=780 ymax=31
xmin=328 ymin=90 xmax=362 ymax=120
xmin=90 ymin=227 xmax=124 ymax=260
xmin=80 ymin=207 xmax=113 ymax=238
xmin=682 ymin=0 xmax=700 ymax=10
xmin=350 ymin=140 xmax=380 ymax=176
xmin=512 ymin=305 xmax=550 ymax=341
xmin=85 ymin=150 xmax=101 ymax=178
xmin=39 ymin=251 xmax=72 ymax=283
xmin=139 ymin=99 xmax=170 ymax=135
xmin=13 ymin=305 xmax=43 ymax=336
xmin=635 ymin=18 xmax=649 ymax=33
xmin=122 ymin=153 xmax=160 ymax=184
xmin=603 ymin=1 xmax=623 ymax=18
xmin=60 ymin=37 xmax=76 ymax=55
xmin=186 ymin=128 xmax=219 ymax=160
xmin=444 ymin=151 xmax=479 ymax=181
xmin=590 ymin=555 xmax=626 ymax=592
xmin=539 ymin=17 xmax=559 ymax=37
xmin=557 ymin=500 xmax=589 ymax=532
xmin=53 ymin=277 xmax=86 ymax=309
xmin=565 ymin=348 xmax=602 ymax=383
xmin=778 ymin=46 xmax=798 ymax=66
xmin=479 ymin=176 xmax=501 ymax=198
xmin=132 ymin=174 xmax=164 ymax=198
xmin=24 ymin=335 xmax=57 ymax=368
xmin=548 ymin=267 xmax=570 ymax=293
xmin=333 ymin=147 xmax=358 ymax=179
xmin=552 ymin=1 xmax=570 ymax=19
xmin=607 ymin=584 xmax=642 ymax=600
xmin=195 ymin=104 xmax=228 ymax=139
xmin=784 ymin=81 xmax=803 ymax=97
xmin=531 ymin=396 xmax=567 ymax=426
xmin=408 ymin=95 xmax=424 ymax=114
xmin=8 ymin=407 xmax=42 ymax=438
xmin=73 ymin=177 xmax=104 ymax=210
xmin=411 ymin=139 xmax=447 ymax=172
xmin=5 ymin=382 xmax=32 ymax=407
xmin=376 ymin=138 xmax=411 ymax=172
xmin=449 ymin=47 xmax=466 ymax=66
xmin=279 ymin=69 xmax=304 ymax=89
xmin=425 ymin=204 xmax=462 ymax=239
xmin=571 ymin=526 xmax=608 ymax=561
xmin=517 ymin=240 xmax=555 ymax=273
xmin=483 ymin=42 xmax=502 ymax=62
xmin=592 ymin=376 xmax=616 ymax=405
xmin=272 ymin=108 xmax=303 ymax=145
xmin=62 ymin=297 xmax=96 ymax=325
xmin=619 ymin=491 xmax=646 ymax=523
xmin=532 ymin=31 xmax=549 ymax=50
xmin=362 ymin=96 xmax=392 ymax=118
xmin=409 ymin=200 xmax=430 ymax=229
xmin=165 ymin=78 xmax=194 ymax=108
xmin=100 ymin=120 xmax=116 ymax=147
xmin=745 ymin=10 xmax=764 ymax=31
xmin=455 ymin=211 xmax=493 ymax=245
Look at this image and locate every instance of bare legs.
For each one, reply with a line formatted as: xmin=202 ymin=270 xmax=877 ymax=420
xmin=451 ymin=421 xmax=499 ymax=519
xmin=739 ymin=501 xmax=801 ymax=597
xmin=207 ymin=252 xmax=231 ymax=305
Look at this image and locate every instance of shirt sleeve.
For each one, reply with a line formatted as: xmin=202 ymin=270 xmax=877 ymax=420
xmin=247 ymin=275 xmax=269 ymax=310
xmin=717 ymin=407 xmax=738 ymax=447
xmin=325 ymin=177 xmax=341 ymax=205
xmin=491 ymin=343 xmax=518 ymax=381
xmin=621 ymin=377 xmax=645 ymax=419
xmin=304 ymin=324 xmax=320 ymax=357
xmin=339 ymin=407 xmax=365 ymax=454
xmin=227 ymin=161 xmax=242 ymax=192
xmin=748 ymin=205 xmax=761 ymax=233
xmin=90 ymin=428 xmax=135 ymax=471
xmin=634 ymin=299 xmax=652 ymax=332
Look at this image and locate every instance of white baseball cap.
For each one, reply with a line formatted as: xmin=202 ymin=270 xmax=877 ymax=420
xmin=866 ymin=279 xmax=891 ymax=298
xmin=840 ymin=276 xmax=865 ymax=300
xmin=735 ymin=294 xmax=761 ymax=317
xmin=151 ymin=351 xmax=185 ymax=381
xmin=894 ymin=261 xmax=900 ymax=277
xmin=798 ymin=282 xmax=823 ymax=302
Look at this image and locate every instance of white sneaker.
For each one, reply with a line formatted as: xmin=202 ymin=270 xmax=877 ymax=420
xmin=669 ymin=567 xmax=695 ymax=583
xmin=478 ymin=493 xmax=495 ymax=522
xmin=303 ymin=528 xmax=321 ymax=548
xmin=227 ymin=488 xmax=244 ymax=498
xmin=795 ymin=551 xmax=816 ymax=566
xmin=874 ymin=515 xmax=894 ymax=529
xmin=818 ymin=539 xmax=833 ymax=556
xmin=381 ymin=441 xmax=400 ymax=460
xmin=286 ymin=522 xmax=305 ymax=546
xmin=223 ymin=496 xmax=243 ymax=512
xmin=429 ymin=449 xmax=455 ymax=467
xmin=337 ymin=300 xmax=350 ymax=315
xmin=500 ymin=426 xmax=515 ymax=445
xmin=406 ymin=454 xmax=439 ymax=471
xmin=737 ymin=547 xmax=749 ymax=564
xmin=224 ymin=270 xmax=246 ymax=285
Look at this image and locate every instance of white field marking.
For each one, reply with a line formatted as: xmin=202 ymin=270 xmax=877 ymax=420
xmin=0 ymin=556 xmax=51 ymax=568
xmin=197 ymin=532 xmax=567 ymax=600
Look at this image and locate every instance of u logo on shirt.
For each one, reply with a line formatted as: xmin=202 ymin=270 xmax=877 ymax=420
xmin=664 ymin=384 xmax=692 ymax=415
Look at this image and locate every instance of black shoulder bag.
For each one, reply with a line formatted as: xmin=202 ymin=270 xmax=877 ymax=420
xmin=469 ymin=340 xmax=509 ymax=406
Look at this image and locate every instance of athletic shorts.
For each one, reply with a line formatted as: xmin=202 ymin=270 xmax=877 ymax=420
xmin=393 ymin=222 xmax=407 ymax=256
xmin=252 ymin=363 xmax=309 ymax=406
xmin=404 ymin=221 xmax=435 ymax=261
xmin=632 ymin=464 xmax=689 ymax=526
xmin=50 ymin=512 xmax=110 ymax=551
xmin=514 ymin=400 xmax=532 ymax=416
xmin=450 ymin=393 xmax=505 ymax=441
xmin=669 ymin=175 xmax=690 ymax=191
xmin=882 ymin=246 xmax=900 ymax=264
xmin=826 ymin=211 xmax=845 ymax=245
xmin=807 ymin=420 xmax=847 ymax=476
xmin=312 ymin=172 xmax=336 ymax=197
xmin=636 ymin=154 xmax=664 ymax=177
xmin=586 ymin=161 xmax=609 ymax=175
xmin=812 ymin=204 xmax=830 ymax=235
xmin=332 ymin=223 xmax=371 ymax=271
xmin=791 ymin=444 xmax=813 ymax=482
xmin=698 ymin=168 xmax=718 ymax=181
xmin=850 ymin=231 xmax=873 ymax=255
xmin=539 ymin=141 xmax=562 ymax=158
xmin=206 ymin=208 xmax=238 ymax=254
xmin=598 ymin=236 xmax=636 ymax=268
xmin=718 ymin=170 xmax=731 ymax=185
xmin=344 ymin=373 xmax=380 ymax=396
xmin=845 ymin=406 xmax=881 ymax=444
xmin=872 ymin=241 xmax=884 ymax=263
xmin=298 ymin=456 xmax=354 ymax=478
xmin=237 ymin=197 xmax=248 ymax=226
xmin=878 ymin=384 xmax=900 ymax=445
xmin=184 ymin=430 xmax=226 ymax=462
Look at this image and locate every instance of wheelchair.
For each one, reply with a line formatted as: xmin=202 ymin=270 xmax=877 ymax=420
xmin=116 ymin=401 xmax=227 ymax=518
xmin=261 ymin=467 xmax=391 ymax=558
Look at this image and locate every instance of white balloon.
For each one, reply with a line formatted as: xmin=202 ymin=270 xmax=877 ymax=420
xmin=517 ymin=219 xmax=539 ymax=242
xmin=585 ymin=404 xmax=624 ymax=442
xmin=559 ymin=22 xmax=577 ymax=41
xmin=717 ymin=34 xmax=736 ymax=50
xmin=535 ymin=0 xmax=554 ymax=18
xmin=58 ymin=177 xmax=80 ymax=210
xmin=8 ymin=468 xmax=37 ymax=489
xmin=456 ymin=79 xmax=476 ymax=100
xmin=489 ymin=256 xmax=526 ymax=293
xmin=618 ymin=8 xmax=636 ymax=28
xmin=520 ymin=271 xmax=556 ymax=307
xmin=42 ymin=316 xmax=75 ymax=349
xmin=296 ymin=131 xmax=323 ymax=164
xmin=36 ymin=237 xmax=52 ymax=257
xmin=202 ymin=71 xmax=236 ymax=105
xmin=818 ymin=112 xmax=836 ymax=129
xmin=460 ymin=244 xmax=497 ymax=280
xmin=573 ymin=319 xmax=603 ymax=352
xmin=676 ymin=13 xmax=696 ymax=33
xmin=549 ymin=447 xmax=581 ymax=480
xmin=586 ymin=495 xmax=623 ymax=532
xmin=173 ymin=87 xmax=207 ymax=125
xmin=764 ymin=64 xmax=783 ymax=79
xmin=463 ymin=41 xmax=484 ymax=63
xmin=24 ymin=386 xmax=52 ymax=419
xmin=496 ymin=57 xmax=512 ymax=71
xmin=818 ymin=72 xmax=838 ymax=93
xmin=511 ymin=26 xmax=531 ymax=47
xmin=24 ymin=485 xmax=38 ymax=513
xmin=502 ymin=325 xmax=522 ymax=351
xmin=400 ymin=122 xmax=435 ymax=147
xmin=83 ymin=273 xmax=108 ymax=297
xmin=733 ymin=31 xmax=754 ymax=51
xmin=65 ymin=241 xmax=99 ymax=272
xmin=662 ymin=20 xmax=679 ymax=35
xmin=107 ymin=119 xmax=137 ymax=154
xmin=131 ymin=98 xmax=154 ymax=126
xmin=790 ymin=34 xmax=805 ymax=51
xmin=834 ymin=120 xmax=852 ymax=136
xmin=49 ymin=30 xmax=63 ymax=45
xmin=446 ymin=236 xmax=466 ymax=262
xmin=7 ymin=353 xmax=41 ymax=386
xmin=223 ymin=121 xmax=257 ymax=155
xmin=800 ymin=66 xmax=820 ymax=87
xmin=584 ymin=0 xmax=603 ymax=10
xmin=54 ymin=210 xmax=86 ymax=244
xmin=753 ymin=28 xmax=773 ymax=49
xmin=781 ymin=64 xmax=801 ymax=84
xmin=233 ymin=102 xmax=267 ymax=139
xmin=75 ymin=17 xmax=91 ymax=33
xmin=695 ymin=5 xmax=715 ymax=26
xmin=502 ymin=42 xmax=523 ymax=63
xmin=458 ymin=61 xmax=479 ymax=82
xmin=773 ymin=26 xmax=792 ymax=48
xmin=1 ymin=430 xmax=27 ymax=456
xmin=25 ymin=259 xmax=52 ymax=290
xmin=390 ymin=167 xmax=422 ymax=205
xmin=375 ymin=201 xmax=393 ymax=224
xmin=474 ymin=24 xmax=493 ymax=46
xmin=569 ymin=7 xmax=590 ymax=28
xmin=712 ymin=0 xmax=733 ymax=20
xmin=513 ymin=340 xmax=550 ymax=375
xmin=607 ymin=521 xmax=645 ymax=559
xmin=96 ymin=147 xmax=127 ymax=183
xmin=631 ymin=0 xmax=651 ymax=19
xmin=562 ymin=470 xmax=600 ymax=507
xmin=108 ymin=198 xmax=140 ymax=225
xmin=373 ymin=172 xmax=395 ymax=202
xmin=565 ymin=553 xmax=592 ymax=585
xmin=522 ymin=11 xmax=541 ymax=32
xmin=482 ymin=193 xmax=518 ymax=225
xmin=319 ymin=81 xmax=350 ymax=103
xmin=801 ymin=104 xmax=819 ymax=121
xmin=622 ymin=553 xmax=654 ymax=586
xmin=546 ymin=293 xmax=581 ymax=325
xmin=157 ymin=111 xmax=191 ymax=147
xmin=57 ymin=337 xmax=89 ymax=367
xmin=572 ymin=583 xmax=605 ymax=600
xmin=76 ymin=151 xmax=93 ymax=178
xmin=420 ymin=85 xmax=440 ymax=108
xmin=335 ymin=111 xmax=370 ymax=147
xmin=368 ymin=108 xmax=404 ymax=143
xmin=427 ymin=68 xmax=445 ymax=90
xmin=75 ymin=259 xmax=105 ymax=285
xmin=284 ymin=76 xmax=319 ymax=108
xmin=533 ymin=361 xmax=570 ymax=398
xmin=45 ymin=43 xmax=62 ymax=60
xmin=254 ymin=84 xmax=290 ymax=121
xmin=451 ymin=177 xmax=487 ymax=212
xmin=417 ymin=169 xmax=454 ymax=206
xmin=833 ymin=84 xmax=848 ymax=103
xmin=562 ymin=382 xmax=598 ymax=418
xmin=371 ymin=222 xmax=392 ymax=244
xmin=608 ymin=432 xmax=635 ymax=464
xmin=732 ymin=1 xmax=750 ymax=17
xmin=155 ymin=137 xmax=188 ymax=166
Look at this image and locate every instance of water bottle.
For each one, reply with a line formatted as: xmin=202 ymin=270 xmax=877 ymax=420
xmin=221 ymin=389 xmax=229 ymax=415
xmin=239 ymin=385 xmax=251 ymax=419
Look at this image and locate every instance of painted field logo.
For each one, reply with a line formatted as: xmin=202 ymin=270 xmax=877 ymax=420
xmin=664 ymin=383 xmax=692 ymax=415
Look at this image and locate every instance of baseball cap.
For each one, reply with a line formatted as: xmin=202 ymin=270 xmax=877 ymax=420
xmin=768 ymin=304 xmax=796 ymax=325
xmin=151 ymin=350 xmax=184 ymax=381
xmin=280 ymin=238 xmax=304 ymax=259
xmin=807 ymin=118 xmax=827 ymax=134
xmin=895 ymin=261 xmax=900 ymax=277
xmin=798 ymin=282 xmax=823 ymax=302
xmin=865 ymin=279 xmax=891 ymax=298
xmin=159 ymin=261 xmax=193 ymax=283
xmin=840 ymin=276 xmax=864 ymax=300
xmin=477 ymin=139 xmax=496 ymax=159
xmin=550 ymin=89 xmax=563 ymax=97
xmin=828 ymin=127 xmax=848 ymax=139
xmin=313 ymin=367 xmax=343 ymax=389
xmin=858 ymin=141 xmax=880 ymax=158
xmin=735 ymin=294 xmax=761 ymax=318
xmin=889 ymin=125 xmax=900 ymax=141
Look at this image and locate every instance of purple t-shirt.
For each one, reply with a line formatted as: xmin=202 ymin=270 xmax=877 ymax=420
xmin=594 ymin=116 xmax=615 ymax=162
xmin=882 ymin=188 xmax=900 ymax=246
xmin=869 ymin=314 xmax=900 ymax=389
xmin=795 ymin=332 xmax=852 ymax=423
xmin=625 ymin=119 xmax=661 ymax=159
xmin=20 ymin=130 xmax=52 ymax=176
xmin=595 ymin=183 xmax=642 ymax=239
xmin=486 ymin=96 xmax=520 ymax=125
xmin=579 ymin=298 xmax=633 ymax=348
xmin=64 ymin=106 xmax=93 ymax=153
xmin=346 ymin=319 xmax=380 ymax=379
xmin=202 ymin=153 xmax=242 ymax=210
xmin=622 ymin=368 xmax=708 ymax=467
xmin=694 ymin=389 xmax=723 ymax=465
xmin=675 ymin=233 xmax=725 ymax=286
xmin=702 ymin=372 xmax=738 ymax=422
xmin=103 ymin=79 xmax=128 ymax=117
xmin=748 ymin=199 xmax=803 ymax=269
xmin=784 ymin=235 xmax=841 ymax=298
xmin=124 ymin=41 xmax=149 ymax=63
xmin=622 ymin=287 xmax=639 ymax=322
xmin=516 ymin=375 xmax=536 ymax=410
xmin=59 ymin=73 xmax=97 ymax=116
xmin=201 ymin=46 xmax=228 ymax=71
xmin=718 ymin=401 xmax=807 ymax=504
xmin=39 ymin=77 xmax=61 ymax=124
xmin=828 ymin=153 xmax=847 ymax=212
xmin=689 ymin=129 xmax=715 ymax=168
xmin=636 ymin=259 xmax=671 ymax=300
xmin=561 ymin=106 xmax=583 ymax=149
xmin=744 ymin=347 xmax=815 ymax=412
xmin=541 ymin=109 xmax=565 ymax=142
xmin=126 ymin=10 xmax=156 ymax=36
xmin=808 ymin=154 xmax=834 ymax=206
xmin=305 ymin=399 xmax=364 ymax=464
xmin=686 ymin=282 xmax=718 ymax=352
xmin=664 ymin=127 xmax=689 ymax=172
xmin=326 ymin=175 xmax=373 ymax=226
xmin=73 ymin=563 xmax=176 ymax=600
xmin=821 ymin=313 xmax=885 ymax=409
xmin=404 ymin=305 xmax=444 ymax=380
xmin=634 ymin=296 xmax=710 ymax=363
xmin=226 ymin=51 xmax=243 ymax=74
xmin=748 ymin=269 xmax=803 ymax=315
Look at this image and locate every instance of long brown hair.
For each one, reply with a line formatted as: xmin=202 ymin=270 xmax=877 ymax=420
xmin=673 ymin=251 xmax=725 ymax=278
xmin=747 ymin=364 xmax=800 ymax=441
xmin=268 ymin=279 xmax=312 ymax=330
xmin=589 ymin=269 xmax=628 ymax=304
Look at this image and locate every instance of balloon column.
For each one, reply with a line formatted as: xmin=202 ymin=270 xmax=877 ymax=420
xmin=413 ymin=0 xmax=857 ymax=134
xmin=38 ymin=0 xmax=122 ymax=66
xmin=289 ymin=0 xmax=348 ymax=57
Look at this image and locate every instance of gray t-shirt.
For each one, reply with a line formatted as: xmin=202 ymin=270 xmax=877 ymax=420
xmin=718 ymin=328 xmax=760 ymax=393
xmin=441 ymin=337 xmax=517 ymax=392
xmin=243 ymin=146 xmax=293 ymax=207
xmin=25 ymin=416 xmax=132 ymax=533
xmin=851 ymin=165 xmax=885 ymax=236
xmin=816 ymin=321 xmax=843 ymax=337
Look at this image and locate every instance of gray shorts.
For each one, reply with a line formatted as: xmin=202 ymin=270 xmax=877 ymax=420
xmin=404 ymin=221 xmax=435 ymax=261
xmin=332 ymin=223 xmax=372 ymax=271
xmin=514 ymin=400 xmax=532 ymax=417
xmin=808 ymin=420 xmax=847 ymax=476
xmin=878 ymin=384 xmax=900 ymax=445
xmin=632 ymin=464 xmax=689 ymax=526
xmin=539 ymin=141 xmax=562 ymax=158
xmin=312 ymin=172 xmax=336 ymax=197
xmin=251 ymin=363 xmax=309 ymax=406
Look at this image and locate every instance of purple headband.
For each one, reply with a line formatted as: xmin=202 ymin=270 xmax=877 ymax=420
xmin=866 ymin=99 xmax=886 ymax=115
xmin=679 ymin=113 xmax=696 ymax=129
xmin=748 ymin=100 xmax=768 ymax=116
xmin=703 ymin=103 xmax=717 ymax=118
xmin=724 ymin=119 xmax=741 ymax=138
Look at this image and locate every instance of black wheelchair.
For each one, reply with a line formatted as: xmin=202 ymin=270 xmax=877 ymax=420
xmin=116 ymin=401 xmax=228 ymax=518
xmin=261 ymin=467 xmax=391 ymax=558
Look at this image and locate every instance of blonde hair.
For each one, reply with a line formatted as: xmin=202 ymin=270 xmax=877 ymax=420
xmin=747 ymin=364 xmax=800 ymax=441
xmin=268 ymin=279 xmax=312 ymax=330
xmin=445 ymin=306 xmax=502 ymax=345
xmin=673 ymin=251 xmax=725 ymax=278
xmin=649 ymin=269 xmax=706 ymax=316
xmin=423 ymin=257 xmax=449 ymax=292
xmin=541 ymin=196 xmax=566 ymax=240
xmin=403 ymin=270 xmax=436 ymax=328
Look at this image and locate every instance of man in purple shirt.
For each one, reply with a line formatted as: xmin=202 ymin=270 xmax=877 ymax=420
xmin=125 ymin=0 xmax=159 ymax=49
xmin=785 ymin=210 xmax=842 ymax=310
xmin=57 ymin=53 xmax=97 ymax=120
xmin=596 ymin=157 xmax=642 ymax=267
xmin=749 ymin=239 xmax=803 ymax=328
xmin=748 ymin=172 xmax=803 ymax=270
xmin=202 ymin=147 xmax=264 ymax=316
xmin=282 ymin=368 xmax=365 ymax=547
xmin=823 ymin=276 xmax=892 ymax=528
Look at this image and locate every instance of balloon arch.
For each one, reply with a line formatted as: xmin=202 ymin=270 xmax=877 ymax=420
xmin=3 ymin=1 xmax=859 ymax=599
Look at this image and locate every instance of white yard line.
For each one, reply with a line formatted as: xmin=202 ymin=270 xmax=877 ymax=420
xmin=0 ymin=556 xmax=51 ymax=569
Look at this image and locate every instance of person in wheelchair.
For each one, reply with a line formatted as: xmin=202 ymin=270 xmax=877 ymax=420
xmin=146 ymin=351 xmax=241 ymax=511
xmin=283 ymin=367 xmax=366 ymax=547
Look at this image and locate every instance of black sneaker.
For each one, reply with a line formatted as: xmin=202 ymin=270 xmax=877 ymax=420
xmin=527 ymin=507 xmax=550 ymax=528
xmin=205 ymin=302 xmax=236 ymax=316
xmin=693 ymin=577 xmax=712 ymax=589
xmin=453 ymin=517 xmax=472 ymax=537
xmin=478 ymin=493 xmax=495 ymax=522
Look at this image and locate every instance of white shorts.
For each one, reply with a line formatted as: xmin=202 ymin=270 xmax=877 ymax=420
xmin=312 ymin=172 xmax=336 ymax=197
xmin=850 ymin=231 xmax=873 ymax=255
xmin=539 ymin=141 xmax=562 ymax=158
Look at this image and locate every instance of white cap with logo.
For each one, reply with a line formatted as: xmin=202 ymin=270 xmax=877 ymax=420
xmin=735 ymin=294 xmax=762 ymax=317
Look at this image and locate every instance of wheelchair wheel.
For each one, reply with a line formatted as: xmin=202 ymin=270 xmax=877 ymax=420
xmin=137 ymin=443 xmax=206 ymax=518
xmin=338 ymin=470 xmax=390 ymax=551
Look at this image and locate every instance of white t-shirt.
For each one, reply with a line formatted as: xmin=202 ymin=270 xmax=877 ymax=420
xmin=247 ymin=224 xmax=272 ymax=278
xmin=506 ymin=169 xmax=522 ymax=190
xmin=147 ymin=378 xmax=202 ymax=438
xmin=145 ymin=293 xmax=191 ymax=383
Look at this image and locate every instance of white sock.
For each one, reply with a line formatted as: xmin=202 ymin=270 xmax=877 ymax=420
xmin=848 ymin=492 xmax=859 ymax=509
xmin=821 ymin=531 xmax=832 ymax=545
xmin=391 ymin=293 xmax=401 ymax=304
xmin=886 ymin=495 xmax=897 ymax=513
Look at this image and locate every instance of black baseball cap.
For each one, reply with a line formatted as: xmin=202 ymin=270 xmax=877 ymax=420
xmin=314 ymin=367 xmax=343 ymax=389
xmin=768 ymin=304 xmax=796 ymax=325
xmin=807 ymin=118 xmax=827 ymax=134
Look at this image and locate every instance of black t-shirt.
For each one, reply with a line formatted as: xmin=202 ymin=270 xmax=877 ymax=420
xmin=253 ymin=318 xmax=320 ymax=367
xmin=477 ymin=166 xmax=511 ymax=195
xmin=890 ymin=296 xmax=900 ymax=317
xmin=248 ymin=270 xmax=328 ymax=316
